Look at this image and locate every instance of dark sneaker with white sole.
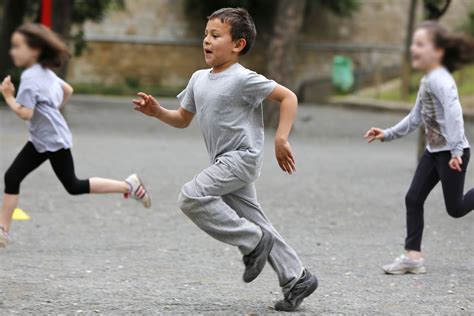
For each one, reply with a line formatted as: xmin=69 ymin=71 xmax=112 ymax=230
xmin=275 ymin=269 xmax=318 ymax=312
xmin=242 ymin=228 xmax=275 ymax=283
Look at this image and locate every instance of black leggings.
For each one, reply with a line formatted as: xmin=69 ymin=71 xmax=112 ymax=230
xmin=4 ymin=142 xmax=90 ymax=195
xmin=405 ymin=148 xmax=473 ymax=251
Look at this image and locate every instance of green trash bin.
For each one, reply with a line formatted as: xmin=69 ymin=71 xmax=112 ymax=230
xmin=332 ymin=55 xmax=354 ymax=92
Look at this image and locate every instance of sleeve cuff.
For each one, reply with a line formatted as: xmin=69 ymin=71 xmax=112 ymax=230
xmin=451 ymin=148 xmax=464 ymax=157
xmin=383 ymin=129 xmax=392 ymax=142
xmin=177 ymin=90 xmax=196 ymax=113
xmin=180 ymin=104 xmax=195 ymax=114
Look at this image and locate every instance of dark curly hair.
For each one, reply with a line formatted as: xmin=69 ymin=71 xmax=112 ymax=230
xmin=207 ymin=7 xmax=257 ymax=55
xmin=15 ymin=23 xmax=70 ymax=68
xmin=418 ymin=21 xmax=474 ymax=72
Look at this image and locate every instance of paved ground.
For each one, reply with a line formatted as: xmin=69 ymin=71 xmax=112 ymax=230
xmin=0 ymin=96 xmax=473 ymax=315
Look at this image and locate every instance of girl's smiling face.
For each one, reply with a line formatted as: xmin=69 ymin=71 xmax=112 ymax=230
xmin=203 ymin=18 xmax=246 ymax=72
xmin=410 ymin=28 xmax=443 ymax=72
xmin=10 ymin=32 xmax=40 ymax=68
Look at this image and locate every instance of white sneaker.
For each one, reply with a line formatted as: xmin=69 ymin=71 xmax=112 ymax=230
xmin=0 ymin=226 xmax=9 ymax=248
xmin=383 ymin=254 xmax=426 ymax=275
xmin=125 ymin=174 xmax=151 ymax=208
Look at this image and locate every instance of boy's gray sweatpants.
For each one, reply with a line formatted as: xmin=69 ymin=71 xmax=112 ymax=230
xmin=178 ymin=161 xmax=304 ymax=294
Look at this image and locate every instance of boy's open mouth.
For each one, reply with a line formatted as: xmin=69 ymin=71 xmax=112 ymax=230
xmin=204 ymin=48 xmax=213 ymax=55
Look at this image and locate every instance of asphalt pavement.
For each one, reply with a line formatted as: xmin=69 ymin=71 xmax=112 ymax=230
xmin=0 ymin=96 xmax=472 ymax=314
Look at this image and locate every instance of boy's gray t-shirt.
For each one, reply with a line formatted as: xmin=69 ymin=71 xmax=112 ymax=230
xmin=16 ymin=63 xmax=72 ymax=153
xmin=178 ymin=63 xmax=277 ymax=182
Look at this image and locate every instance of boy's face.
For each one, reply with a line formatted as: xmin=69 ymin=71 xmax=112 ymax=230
xmin=10 ymin=32 xmax=39 ymax=68
xmin=410 ymin=28 xmax=443 ymax=71
xmin=203 ymin=19 xmax=245 ymax=69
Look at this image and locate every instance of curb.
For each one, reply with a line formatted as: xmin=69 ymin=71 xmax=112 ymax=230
xmin=70 ymin=94 xmax=178 ymax=105
xmin=70 ymin=94 xmax=474 ymax=122
xmin=329 ymin=96 xmax=474 ymax=121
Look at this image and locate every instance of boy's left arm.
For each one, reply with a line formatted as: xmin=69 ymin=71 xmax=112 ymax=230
xmin=267 ymin=84 xmax=297 ymax=174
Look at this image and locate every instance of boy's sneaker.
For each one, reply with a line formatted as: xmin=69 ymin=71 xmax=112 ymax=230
xmin=0 ymin=226 xmax=9 ymax=248
xmin=124 ymin=174 xmax=151 ymax=208
xmin=275 ymin=269 xmax=318 ymax=311
xmin=242 ymin=228 xmax=275 ymax=283
xmin=382 ymin=254 xmax=426 ymax=275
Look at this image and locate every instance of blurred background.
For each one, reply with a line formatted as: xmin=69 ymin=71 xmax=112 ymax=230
xmin=1 ymin=3 xmax=473 ymax=313
xmin=0 ymin=0 xmax=473 ymax=130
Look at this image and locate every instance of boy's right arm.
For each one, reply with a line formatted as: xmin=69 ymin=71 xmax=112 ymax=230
xmin=133 ymin=92 xmax=194 ymax=128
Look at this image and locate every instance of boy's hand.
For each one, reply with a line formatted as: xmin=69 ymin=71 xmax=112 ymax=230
xmin=364 ymin=127 xmax=385 ymax=143
xmin=133 ymin=92 xmax=162 ymax=117
xmin=1 ymin=75 xmax=15 ymax=99
xmin=275 ymin=138 xmax=296 ymax=174
xmin=449 ymin=156 xmax=463 ymax=172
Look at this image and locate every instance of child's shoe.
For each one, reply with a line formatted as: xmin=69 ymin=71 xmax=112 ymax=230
xmin=382 ymin=254 xmax=426 ymax=275
xmin=125 ymin=174 xmax=151 ymax=208
xmin=0 ymin=226 xmax=9 ymax=248
xmin=242 ymin=228 xmax=275 ymax=283
xmin=274 ymin=269 xmax=318 ymax=311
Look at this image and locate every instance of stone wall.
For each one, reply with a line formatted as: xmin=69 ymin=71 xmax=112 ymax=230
xmin=67 ymin=0 xmax=473 ymax=96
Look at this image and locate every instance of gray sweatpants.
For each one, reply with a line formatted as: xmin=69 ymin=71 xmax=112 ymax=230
xmin=178 ymin=161 xmax=304 ymax=293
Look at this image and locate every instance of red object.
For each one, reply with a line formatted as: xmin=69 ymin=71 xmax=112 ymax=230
xmin=40 ymin=0 xmax=52 ymax=27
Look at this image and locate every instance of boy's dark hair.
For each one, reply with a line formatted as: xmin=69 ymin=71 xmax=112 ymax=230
xmin=207 ymin=7 xmax=256 ymax=55
xmin=15 ymin=23 xmax=70 ymax=68
xmin=418 ymin=21 xmax=474 ymax=72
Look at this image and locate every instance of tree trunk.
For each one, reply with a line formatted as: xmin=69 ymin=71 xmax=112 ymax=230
xmin=400 ymin=0 xmax=417 ymax=101
xmin=52 ymin=0 xmax=74 ymax=78
xmin=265 ymin=0 xmax=307 ymax=129
xmin=0 ymin=0 xmax=27 ymax=80
xmin=399 ymin=0 xmax=425 ymax=161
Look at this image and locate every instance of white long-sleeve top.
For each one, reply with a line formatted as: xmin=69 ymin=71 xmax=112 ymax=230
xmin=384 ymin=67 xmax=470 ymax=157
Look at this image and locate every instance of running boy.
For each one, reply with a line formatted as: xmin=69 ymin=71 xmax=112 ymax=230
xmin=364 ymin=21 xmax=473 ymax=274
xmin=133 ymin=7 xmax=317 ymax=311
xmin=0 ymin=24 xmax=151 ymax=249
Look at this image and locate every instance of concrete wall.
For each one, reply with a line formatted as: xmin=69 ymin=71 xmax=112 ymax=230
xmin=67 ymin=0 xmax=473 ymax=95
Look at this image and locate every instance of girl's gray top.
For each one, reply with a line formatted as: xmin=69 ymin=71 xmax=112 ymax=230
xmin=16 ymin=64 xmax=72 ymax=153
xmin=384 ymin=66 xmax=469 ymax=157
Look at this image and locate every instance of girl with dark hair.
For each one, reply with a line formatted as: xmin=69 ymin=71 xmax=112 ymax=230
xmin=364 ymin=21 xmax=474 ymax=274
xmin=0 ymin=24 xmax=151 ymax=248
